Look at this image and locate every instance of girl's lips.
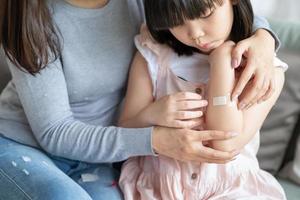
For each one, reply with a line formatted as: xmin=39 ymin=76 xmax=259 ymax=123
xmin=198 ymin=40 xmax=223 ymax=51
xmin=199 ymin=41 xmax=215 ymax=49
xmin=200 ymin=43 xmax=211 ymax=49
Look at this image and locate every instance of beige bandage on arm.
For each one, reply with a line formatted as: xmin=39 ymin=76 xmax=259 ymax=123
xmin=212 ymin=93 xmax=236 ymax=107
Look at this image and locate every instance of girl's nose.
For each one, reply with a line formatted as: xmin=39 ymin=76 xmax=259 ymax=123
xmin=187 ymin=21 xmax=205 ymax=41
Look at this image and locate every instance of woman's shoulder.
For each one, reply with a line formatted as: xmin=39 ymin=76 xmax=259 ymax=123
xmin=127 ymin=0 xmax=145 ymax=22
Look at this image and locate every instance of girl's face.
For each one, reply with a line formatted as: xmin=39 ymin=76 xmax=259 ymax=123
xmin=169 ymin=0 xmax=234 ymax=54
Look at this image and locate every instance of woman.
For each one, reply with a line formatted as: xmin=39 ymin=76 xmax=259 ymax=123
xmin=0 ymin=0 xmax=280 ymax=199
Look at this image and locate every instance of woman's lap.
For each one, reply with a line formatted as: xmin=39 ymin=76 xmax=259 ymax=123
xmin=68 ymin=162 xmax=122 ymax=200
xmin=0 ymin=136 xmax=123 ymax=200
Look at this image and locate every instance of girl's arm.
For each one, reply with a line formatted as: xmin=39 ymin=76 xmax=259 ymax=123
xmin=119 ymin=52 xmax=206 ymax=129
xmin=118 ymin=52 xmax=155 ymax=128
xmin=119 ymin=51 xmax=240 ymax=163
xmin=206 ymin=41 xmax=285 ymax=152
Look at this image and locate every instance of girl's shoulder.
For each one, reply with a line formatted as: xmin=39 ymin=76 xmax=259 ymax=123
xmin=135 ymin=24 xmax=169 ymax=56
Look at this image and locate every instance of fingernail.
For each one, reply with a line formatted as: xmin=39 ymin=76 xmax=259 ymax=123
xmin=231 ymin=58 xmax=239 ymax=68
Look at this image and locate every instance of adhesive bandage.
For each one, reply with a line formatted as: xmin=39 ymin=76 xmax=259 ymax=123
xmin=212 ymin=93 xmax=236 ymax=107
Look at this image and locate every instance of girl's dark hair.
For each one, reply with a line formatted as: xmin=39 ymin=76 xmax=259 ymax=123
xmin=0 ymin=0 xmax=61 ymax=75
xmin=144 ymin=0 xmax=254 ymax=56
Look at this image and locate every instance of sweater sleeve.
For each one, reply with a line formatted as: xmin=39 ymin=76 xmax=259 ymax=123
xmin=7 ymin=58 xmax=156 ymax=163
xmin=253 ymin=15 xmax=281 ymax=51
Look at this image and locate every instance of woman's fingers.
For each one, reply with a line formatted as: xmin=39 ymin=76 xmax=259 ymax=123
xmin=231 ymin=40 xmax=248 ymax=68
xmin=176 ymin=100 xmax=208 ymax=110
xmin=238 ymin=69 xmax=265 ymax=110
xmin=188 ymin=130 xmax=240 ymax=161
xmin=182 ymin=142 xmax=239 ymax=163
xmin=193 ymin=130 xmax=239 ymax=141
xmin=258 ymin=75 xmax=275 ymax=103
xmin=231 ymin=64 xmax=254 ymax=103
xmin=255 ymin=76 xmax=269 ymax=103
xmin=196 ymin=145 xmax=239 ymax=161
xmin=152 ymin=127 xmax=239 ymax=164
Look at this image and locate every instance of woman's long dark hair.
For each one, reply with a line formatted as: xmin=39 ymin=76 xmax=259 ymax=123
xmin=0 ymin=0 xmax=61 ymax=75
xmin=144 ymin=0 xmax=254 ymax=56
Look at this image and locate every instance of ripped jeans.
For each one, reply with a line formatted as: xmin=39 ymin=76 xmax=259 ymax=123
xmin=0 ymin=136 xmax=123 ymax=200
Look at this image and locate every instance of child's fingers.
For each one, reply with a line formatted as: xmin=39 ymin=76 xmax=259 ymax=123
xmin=174 ymin=92 xmax=203 ymax=101
xmin=175 ymin=111 xmax=203 ymax=120
xmin=172 ymin=118 xmax=204 ymax=129
xmin=176 ymin=100 xmax=208 ymax=110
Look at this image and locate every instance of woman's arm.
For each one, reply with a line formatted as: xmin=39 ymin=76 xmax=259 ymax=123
xmin=206 ymin=41 xmax=285 ymax=152
xmin=7 ymin=57 xmax=156 ymax=163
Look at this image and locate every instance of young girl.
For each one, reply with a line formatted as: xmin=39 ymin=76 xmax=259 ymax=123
xmin=118 ymin=0 xmax=288 ymax=199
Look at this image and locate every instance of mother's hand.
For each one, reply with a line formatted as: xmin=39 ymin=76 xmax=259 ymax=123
xmin=152 ymin=126 xmax=239 ymax=164
xmin=231 ymin=29 xmax=276 ymax=110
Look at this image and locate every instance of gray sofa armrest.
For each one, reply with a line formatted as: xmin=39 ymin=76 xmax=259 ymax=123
xmin=257 ymin=18 xmax=300 ymax=199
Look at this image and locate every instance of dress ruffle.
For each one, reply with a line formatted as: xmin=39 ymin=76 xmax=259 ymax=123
xmin=119 ymin=155 xmax=286 ymax=200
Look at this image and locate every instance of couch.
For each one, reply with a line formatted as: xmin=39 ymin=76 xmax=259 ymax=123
xmin=256 ymin=19 xmax=300 ymax=199
xmin=0 ymin=19 xmax=299 ymax=200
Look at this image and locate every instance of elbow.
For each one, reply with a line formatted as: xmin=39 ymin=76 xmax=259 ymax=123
xmin=211 ymin=139 xmax=238 ymax=152
xmin=209 ymin=127 xmax=243 ymax=152
xmin=36 ymin=127 xmax=57 ymax=155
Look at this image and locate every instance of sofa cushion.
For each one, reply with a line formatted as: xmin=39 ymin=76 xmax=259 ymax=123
xmin=258 ymin=48 xmax=300 ymax=174
xmin=258 ymin=20 xmax=300 ymax=174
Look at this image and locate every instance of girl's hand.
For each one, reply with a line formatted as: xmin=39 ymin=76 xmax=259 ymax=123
xmin=142 ymin=92 xmax=208 ymax=129
xmin=152 ymin=126 xmax=239 ymax=164
xmin=230 ymin=29 xmax=276 ymax=110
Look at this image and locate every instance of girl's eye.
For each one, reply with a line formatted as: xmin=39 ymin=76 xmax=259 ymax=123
xmin=201 ymin=9 xmax=215 ymax=19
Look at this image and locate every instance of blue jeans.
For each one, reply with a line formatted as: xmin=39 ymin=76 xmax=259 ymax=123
xmin=0 ymin=136 xmax=123 ymax=200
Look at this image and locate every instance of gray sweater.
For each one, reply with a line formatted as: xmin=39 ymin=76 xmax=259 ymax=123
xmin=0 ymin=0 xmax=277 ymax=163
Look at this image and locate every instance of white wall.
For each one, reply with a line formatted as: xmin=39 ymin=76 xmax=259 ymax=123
xmin=251 ymin=0 xmax=300 ymax=23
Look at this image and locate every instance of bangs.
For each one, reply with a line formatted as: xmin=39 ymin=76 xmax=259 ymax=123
xmin=145 ymin=0 xmax=223 ymax=30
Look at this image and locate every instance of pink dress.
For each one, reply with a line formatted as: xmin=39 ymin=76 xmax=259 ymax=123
xmin=119 ymin=26 xmax=287 ymax=200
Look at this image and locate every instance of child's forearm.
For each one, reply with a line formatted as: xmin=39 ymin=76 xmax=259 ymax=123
xmin=206 ymin=46 xmax=243 ymax=152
